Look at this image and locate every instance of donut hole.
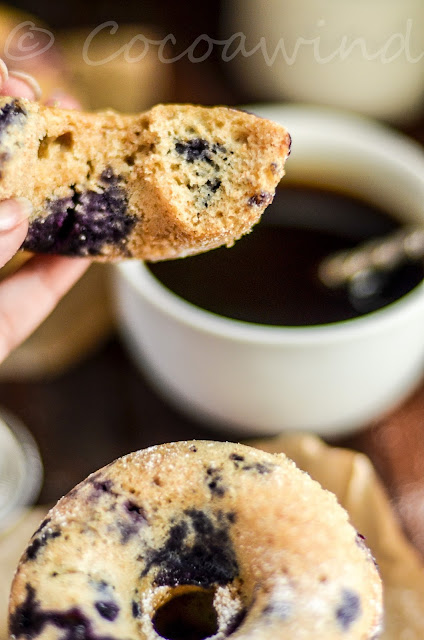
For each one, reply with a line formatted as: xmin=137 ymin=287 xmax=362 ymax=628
xmin=152 ymin=587 xmax=218 ymax=640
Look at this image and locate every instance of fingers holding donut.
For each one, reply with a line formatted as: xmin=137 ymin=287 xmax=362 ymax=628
xmin=0 ymin=57 xmax=79 ymax=108
xmin=0 ymin=61 xmax=37 ymax=276
xmin=0 ymin=61 xmax=41 ymax=101
xmin=0 ymin=60 xmax=90 ymax=365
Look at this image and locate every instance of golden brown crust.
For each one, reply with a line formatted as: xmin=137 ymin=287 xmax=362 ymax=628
xmin=9 ymin=441 xmax=382 ymax=639
xmin=0 ymin=98 xmax=290 ymax=261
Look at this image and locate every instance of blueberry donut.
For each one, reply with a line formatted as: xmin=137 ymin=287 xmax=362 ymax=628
xmin=0 ymin=97 xmax=290 ymax=260
xmin=9 ymin=441 xmax=383 ymax=639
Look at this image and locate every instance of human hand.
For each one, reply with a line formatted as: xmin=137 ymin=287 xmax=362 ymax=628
xmin=0 ymin=61 xmax=90 ymax=363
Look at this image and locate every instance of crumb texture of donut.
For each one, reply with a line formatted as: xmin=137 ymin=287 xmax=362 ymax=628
xmin=8 ymin=441 xmax=383 ymax=640
xmin=0 ymin=97 xmax=291 ymax=261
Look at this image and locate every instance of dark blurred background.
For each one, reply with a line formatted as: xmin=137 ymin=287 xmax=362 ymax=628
xmin=14 ymin=0 xmax=222 ymax=32
xmin=1 ymin=0 xmax=247 ymax=106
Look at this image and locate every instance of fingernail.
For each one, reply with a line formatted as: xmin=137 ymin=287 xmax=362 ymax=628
xmin=45 ymin=90 xmax=81 ymax=110
xmin=0 ymin=198 xmax=32 ymax=231
xmin=8 ymin=71 xmax=41 ymax=100
xmin=0 ymin=59 xmax=8 ymax=86
xmin=44 ymin=90 xmax=65 ymax=108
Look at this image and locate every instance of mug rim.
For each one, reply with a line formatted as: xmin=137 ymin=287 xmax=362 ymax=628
xmin=116 ymin=103 xmax=424 ymax=346
xmin=117 ymin=259 xmax=424 ymax=346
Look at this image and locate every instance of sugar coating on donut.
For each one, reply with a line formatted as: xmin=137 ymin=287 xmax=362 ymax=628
xmin=9 ymin=441 xmax=383 ymax=639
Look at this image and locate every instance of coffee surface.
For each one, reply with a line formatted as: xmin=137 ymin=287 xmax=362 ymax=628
xmin=148 ymin=186 xmax=424 ymax=326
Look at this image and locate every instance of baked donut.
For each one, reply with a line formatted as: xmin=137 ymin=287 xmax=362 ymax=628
xmin=0 ymin=97 xmax=290 ymax=261
xmin=9 ymin=441 xmax=383 ymax=639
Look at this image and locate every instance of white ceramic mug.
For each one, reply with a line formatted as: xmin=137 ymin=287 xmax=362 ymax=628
xmin=112 ymin=105 xmax=424 ymax=437
xmin=223 ymin=0 xmax=424 ymax=125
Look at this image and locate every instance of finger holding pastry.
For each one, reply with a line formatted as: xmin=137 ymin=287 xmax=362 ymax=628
xmin=0 ymin=59 xmax=89 ymax=365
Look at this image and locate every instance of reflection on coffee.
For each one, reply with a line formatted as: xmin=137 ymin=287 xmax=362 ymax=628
xmin=147 ymin=186 xmax=424 ymax=326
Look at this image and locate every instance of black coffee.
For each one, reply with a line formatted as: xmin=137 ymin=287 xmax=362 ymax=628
xmin=147 ymin=185 xmax=424 ymax=326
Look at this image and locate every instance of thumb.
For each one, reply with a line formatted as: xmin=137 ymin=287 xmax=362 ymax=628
xmin=0 ymin=198 xmax=32 ymax=268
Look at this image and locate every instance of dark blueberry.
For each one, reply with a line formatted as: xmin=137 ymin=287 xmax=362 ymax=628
xmin=241 ymin=462 xmax=274 ymax=474
xmin=65 ymin=487 xmax=79 ymax=501
xmin=189 ymin=445 xmax=198 ymax=453
xmin=23 ymin=168 xmax=136 ymax=257
xmin=131 ymin=601 xmax=142 ymax=619
xmin=142 ymin=509 xmax=238 ymax=588
xmin=248 ymin=192 xmax=274 ymax=207
xmin=225 ymin=607 xmax=247 ymax=635
xmin=94 ymin=601 xmax=119 ymax=622
xmin=117 ymin=521 xmax=138 ymax=544
xmin=214 ymin=143 xmax=227 ymax=154
xmin=124 ymin=500 xmax=147 ymax=523
xmin=207 ymin=481 xmax=225 ymax=497
xmin=33 ymin=518 xmax=51 ymax=536
xmin=336 ymin=589 xmax=362 ymax=630
xmin=117 ymin=500 xmax=148 ymax=543
xmin=229 ymin=453 xmax=244 ymax=462
xmin=205 ymin=467 xmax=226 ymax=496
xmin=100 ymin=167 xmax=119 ymax=185
xmin=25 ymin=528 xmax=61 ymax=562
xmin=201 ymin=178 xmax=222 ymax=207
xmin=175 ymin=139 xmax=212 ymax=164
xmin=286 ymin=132 xmax=292 ymax=156
xmin=0 ymin=99 xmax=27 ymax=137
xmin=262 ymin=601 xmax=291 ymax=620
xmin=9 ymin=585 xmax=44 ymax=639
xmin=175 ymin=138 xmax=226 ymax=167
xmin=205 ymin=178 xmax=221 ymax=193
xmin=226 ymin=512 xmax=237 ymax=524
xmin=89 ymin=476 xmax=116 ymax=497
xmin=9 ymin=584 xmax=117 ymax=640
xmin=88 ymin=579 xmax=111 ymax=593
